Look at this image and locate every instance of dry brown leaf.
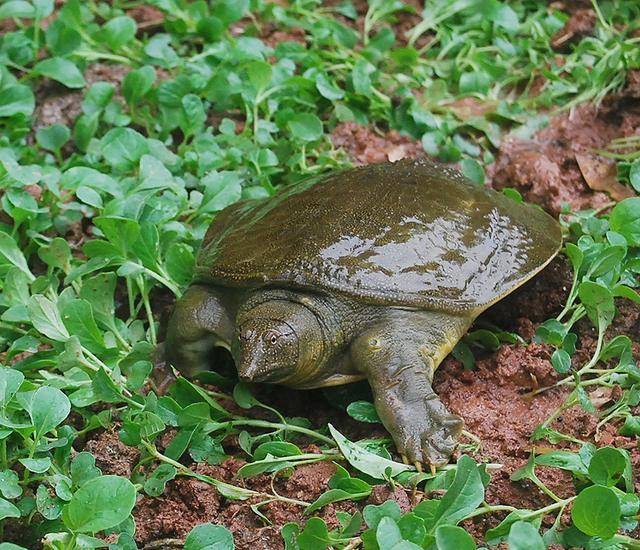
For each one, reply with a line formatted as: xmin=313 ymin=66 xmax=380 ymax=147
xmin=550 ymin=9 xmax=596 ymax=50
xmin=589 ymin=386 xmax=614 ymax=409
xmin=575 ymin=152 xmax=634 ymax=201
xmin=387 ymin=145 xmax=410 ymax=163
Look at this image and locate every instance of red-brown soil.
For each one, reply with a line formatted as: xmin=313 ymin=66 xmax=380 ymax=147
xmin=491 ymin=94 xmax=640 ymax=215
xmin=331 ymin=121 xmax=426 ymax=165
xmin=33 ymin=63 xmax=131 ymax=131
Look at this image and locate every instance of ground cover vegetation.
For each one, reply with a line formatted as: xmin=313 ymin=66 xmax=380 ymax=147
xmin=0 ymin=0 xmax=640 ymax=548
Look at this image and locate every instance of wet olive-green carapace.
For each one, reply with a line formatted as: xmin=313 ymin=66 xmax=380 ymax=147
xmin=165 ymin=158 xmax=562 ymax=469
xmin=195 ymin=159 xmax=561 ymax=314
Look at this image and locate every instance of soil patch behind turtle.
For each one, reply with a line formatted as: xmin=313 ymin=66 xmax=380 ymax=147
xmin=490 ymin=93 xmax=640 ymax=215
xmin=331 ymin=121 xmax=426 ymax=165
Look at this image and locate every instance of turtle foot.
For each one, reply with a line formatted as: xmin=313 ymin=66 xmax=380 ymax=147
xmin=385 ymin=392 xmax=463 ymax=469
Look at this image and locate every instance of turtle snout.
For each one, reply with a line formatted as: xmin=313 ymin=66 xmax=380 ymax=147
xmin=235 ymin=340 xmax=280 ymax=383
xmin=238 ymin=357 xmax=262 ymax=381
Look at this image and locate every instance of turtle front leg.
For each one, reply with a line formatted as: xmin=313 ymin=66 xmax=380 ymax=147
xmin=164 ymin=284 xmax=235 ymax=377
xmin=351 ymin=310 xmax=471 ymax=468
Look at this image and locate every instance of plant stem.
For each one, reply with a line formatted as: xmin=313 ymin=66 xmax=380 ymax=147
xmin=466 ymin=495 xmax=576 ymax=521
xmin=138 ymin=276 xmax=157 ymax=345
xmin=208 ymin=419 xmax=336 ymax=446
xmin=144 ymin=442 xmax=310 ymax=507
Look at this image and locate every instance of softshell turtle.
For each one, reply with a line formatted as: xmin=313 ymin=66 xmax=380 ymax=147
xmin=165 ymin=158 xmax=562 ymax=467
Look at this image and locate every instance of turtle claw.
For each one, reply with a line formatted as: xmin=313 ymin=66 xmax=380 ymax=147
xmin=383 ymin=392 xmax=463 ymax=468
xmin=429 ymin=463 xmax=437 ymax=476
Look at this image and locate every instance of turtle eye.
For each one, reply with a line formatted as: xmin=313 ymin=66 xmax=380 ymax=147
xmin=265 ymin=330 xmax=279 ymax=345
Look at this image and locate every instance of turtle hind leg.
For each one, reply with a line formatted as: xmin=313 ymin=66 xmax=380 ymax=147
xmin=164 ymin=284 xmax=235 ymax=377
xmin=350 ymin=309 xmax=471 ymax=467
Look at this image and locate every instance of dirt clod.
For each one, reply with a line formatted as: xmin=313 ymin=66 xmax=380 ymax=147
xmin=331 ymin=122 xmax=426 ymax=165
xmin=491 ymin=93 xmax=640 ymax=215
xmin=84 ymin=429 xmax=140 ymax=478
xmin=551 ymin=8 xmax=596 ymax=50
xmin=368 ymin=484 xmax=412 ymax=512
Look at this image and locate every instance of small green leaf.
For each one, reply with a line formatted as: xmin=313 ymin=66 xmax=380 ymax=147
xmin=0 ymin=470 xmax=22 ymax=499
xmin=0 ymin=85 xmax=35 ymax=117
xmin=36 ymin=483 xmax=63 ymax=520
xmin=535 ymin=450 xmax=588 ymax=476
xmin=34 ymin=57 xmax=85 ymax=88
xmin=253 ymin=441 xmax=302 ymax=460
xmin=144 ymin=464 xmax=177 ymax=497
xmin=29 ymin=386 xmax=71 ymax=440
xmin=364 ymin=500 xmax=402 ymax=529
xmin=0 ymin=497 xmax=20 ymax=520
xmin=100 ymin=16 xmax=137 ymax=50
xmin=165 ymin=243 xmax=195 ymax=286
xmin=315 ymin=73 xmax=344 ymax=100
xmin=246 ymin=60 xmax=272 ymax=91
xmin=214 ymin=0 xmax=248 ymax=25
xmin=38 ymin=238 xmax=72 ymax=272
xmin=296 ymin=517 xmax=332 ymax=550
xmin=430 ymin=455 xmax=484 ymax=529
xmin=485 ymin=510 xmax=541 ymax=545
xmin=588 ymin=447 xmax=627 ymax=486
xmin=63 ymin=475 xmax=137 ymax=533
xmin=306 ymin=487 xmax=371 ymax=514
xmin=181 ymin=94 xmax=206 ymax=136
xmin=610 ymin=197 xmax=640 ymax=246
xmin=452 ymin=341 xmax=475 ymax=370
xmin=460 ymin=158 xmax=484 ymax=185
xmin=183 ymin=522 xmax=235 ymax=550
xmin=100 ymin=128 xmax=149 ymax=171
xmin=328 ymin=424 xmax=412 ymax=479
xmin=577 ymin=281 xmax=615 ymax=329
xmin=564 ymin=243 xmax=583 ymax=272
xmin=346 ymin=401 xmax=381 ymax=423
xmin=571 ymin=485 xmax=620 ymax=539
xmin=0 ymin=1 xmax=35 ymax=18
xmin=0 ymin=366 xmax=24 ymax=408
xmin=459 ymin=71 xmax=490 ymax=94
xmin=82 ymin=82 xmax=115 ymax=115
xmin=70 ymin=452 xmax=102 ymax=488
xmin=620 ymin=415 xmax=640 ymax=436
xmin=376 ymin=516 xmax=403 ymax=548
xmin=60 ymin=299 xmax=106 ymax=353
xmin=73 ymin=113 xmax=99 ymax=151
xmin=27 ymin=295 xmax=69 ymax=342
xmin=200 ymin=171 xmax=243 ymax=213
xmin=0 ymin=231 xmax=35 ymax=281
xmin=507 ymin=521 xmax=544 ymax=550
xmin=288 ymin=113 xmax=323 ymax=142
xmin=122 ymin=65 xmax=156 ymax=104
xmin=19 ymin=457 xmax=52 ymax=473
xmin=36 ymin=124 xmax=71 ymax=152
xmin=551 ymin=349 xmax=571 ymax=374
xmin=435 ymin=524 xmax=476 ymax=549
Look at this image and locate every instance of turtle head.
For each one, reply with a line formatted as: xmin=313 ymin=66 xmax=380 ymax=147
xmin=233 ymin=298 xmax=324 ymax=385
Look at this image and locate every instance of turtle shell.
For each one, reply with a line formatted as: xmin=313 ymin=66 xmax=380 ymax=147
xmin=194 ymin=159 xmax=562 ymax=314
